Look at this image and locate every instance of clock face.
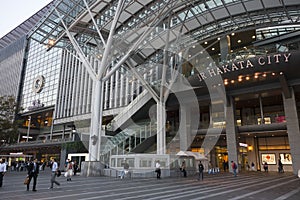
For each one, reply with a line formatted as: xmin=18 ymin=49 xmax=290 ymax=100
xmin=32 ymin=75 xmax=45 ymax=93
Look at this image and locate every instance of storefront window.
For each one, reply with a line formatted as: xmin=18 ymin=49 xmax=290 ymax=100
xmin=262 ymin=95 xmax=285 ymax=124
xmin=235 ymin=92 xmax=285 ymax=126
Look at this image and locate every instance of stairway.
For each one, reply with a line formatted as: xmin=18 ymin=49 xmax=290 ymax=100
xmin=100 ymin=122 xmax=157 ymax=161
xmin=106 ymin=90 xmax=152 ymax=132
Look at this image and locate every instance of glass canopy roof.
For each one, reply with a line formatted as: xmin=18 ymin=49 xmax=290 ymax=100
xmin=28 ymin=0 xmax=300 ymax=81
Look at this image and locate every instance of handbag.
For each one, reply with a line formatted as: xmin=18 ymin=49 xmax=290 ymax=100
xmin=24 ymin=176 xmax=30 ymax=185
xmin=56 ymin=169 xmax=62 ymax=177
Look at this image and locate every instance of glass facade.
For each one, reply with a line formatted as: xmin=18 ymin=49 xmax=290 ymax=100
xmin=0 ymin=36 xmax=26 ymax=97
xmin=20 ymin=40 xmax=62 ymax=113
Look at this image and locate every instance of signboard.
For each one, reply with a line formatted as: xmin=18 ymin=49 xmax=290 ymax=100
xmin=279 ymin=153 xmax=292 ymax=165
xmin=261 ymin=153 xmax=276 ymax=165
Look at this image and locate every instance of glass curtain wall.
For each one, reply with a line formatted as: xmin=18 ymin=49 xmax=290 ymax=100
xmin=235 ymin=91 xmax=285 ymax=126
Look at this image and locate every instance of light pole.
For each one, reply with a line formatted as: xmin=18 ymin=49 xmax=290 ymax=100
xmin=26 ymin=116 xmax=31 ymax=142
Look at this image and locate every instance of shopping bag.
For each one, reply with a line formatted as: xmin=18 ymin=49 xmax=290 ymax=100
xmin=24 ymin=177 xmax=29 ymax=185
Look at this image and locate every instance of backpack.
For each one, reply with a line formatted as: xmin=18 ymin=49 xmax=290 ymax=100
xmin=234 ymin=163 xmax=237 ymax=169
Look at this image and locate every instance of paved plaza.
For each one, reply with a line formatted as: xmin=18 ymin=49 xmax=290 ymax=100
xmin=0 ymin=169 xmax=300 ymax=200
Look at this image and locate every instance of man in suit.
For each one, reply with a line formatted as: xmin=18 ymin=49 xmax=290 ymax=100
xmin=26 ymin=158 xmax=39 ymax=191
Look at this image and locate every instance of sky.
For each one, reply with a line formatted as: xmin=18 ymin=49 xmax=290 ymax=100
xmin=0 ymin=0 xmax=53 ymax=38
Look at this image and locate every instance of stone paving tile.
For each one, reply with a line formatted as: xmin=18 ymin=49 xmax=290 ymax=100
xmin=0 ymin=169 xmax=299 ymax=200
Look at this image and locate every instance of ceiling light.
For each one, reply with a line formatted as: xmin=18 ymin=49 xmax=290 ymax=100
xmin=246 ymin=76 xmax=250 ymax=80
xmin=231 ymin=33 xmax=235 ymax=36
xmin=212 ymin=47 xmax=215 ymax=51
xmin=217 ymin=37 xmax=220 ymax=40
xmin=252 ymin=35 xmax=256 ymax=39
xmin=48 ymin=39 xmax=55 ymax=46
xmin=237 ymin=40 xmax=241 ymax=43
xmin=231 ymin=80 xmax=235 ymax=83
xmin=204 ymin=41 xmax=208 ymax=44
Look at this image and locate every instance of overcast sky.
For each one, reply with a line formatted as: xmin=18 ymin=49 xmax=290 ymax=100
xmin=0 ymin=0 xmax=53 ymax=38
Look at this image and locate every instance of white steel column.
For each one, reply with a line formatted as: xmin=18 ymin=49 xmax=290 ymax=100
xmin=120 ymin=70 xmax=124 ymax=106
xmin=109 ymin=74 xmax=114 ymax=108
xmin=157 ymin=102 xmax=166 ymax=154
xmin=87 ymin=74 xmax=92 ymax=113
xmin=70 ymin=56 xmax=77 ymax=116
xmin=157 ymin=23 xmax=170 ymax=155
xmin=104 ymin=80 xmax=109 ymax=109
xmin=114 ymin=70 xmax=119 ymax=107
xmin=130 ymin=79 xmax=135 ymax=102
xmin=78 ymin=61 xmax=84 ymax=114
xmin=125 ymin=76 xmax=129 ymax=105
xmin=82 ymin=65 xmax=88 ymax=113
xmin=92 ymin=0 xmax=126 ymax=162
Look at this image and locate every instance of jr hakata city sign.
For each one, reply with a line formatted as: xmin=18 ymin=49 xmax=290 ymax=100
xmin=197 ymin=53 xmax=292 ymax=81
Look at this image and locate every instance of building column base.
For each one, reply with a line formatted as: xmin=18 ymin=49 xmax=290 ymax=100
xmin=81 ymin=161 xmax=105 ymax=177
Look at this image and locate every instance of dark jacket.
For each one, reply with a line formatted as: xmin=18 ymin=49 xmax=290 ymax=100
xmin=27 ymin=162 xmax=39 ymax=176
xmin=198 ymin=163 xmax=204 ymax=172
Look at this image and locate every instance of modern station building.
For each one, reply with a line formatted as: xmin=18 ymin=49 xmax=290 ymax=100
xmin=1 ymin=0 xmax=300 ymax=176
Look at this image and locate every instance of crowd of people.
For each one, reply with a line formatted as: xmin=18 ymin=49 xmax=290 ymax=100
xmin=0 ymin=157 xmax=79 ymax=191
xmin=0 ymin=156 xmax=288 ymax=192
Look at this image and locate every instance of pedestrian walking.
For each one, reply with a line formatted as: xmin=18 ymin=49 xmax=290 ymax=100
xmin=278 ymin=159 xmax=284 ymax=173
xmin=181 ymin=161 xmax=187 ymax=177
xmin=208 ymin=161 xmax=214 ymax=174
xmin=0 ymin=159 xmax=7 ymax=187
xmin=246 ymin=162 xmax=250 ymax=171
xmin=119 ymin=159 xmax=130 ymax=179
xmin=73 ymin=161 xmax=78 ymax=176
xmin=251 ymin=162 xmax=255 ymax=171
xmin=26 ymin=158 xmax=39 ymax=191
xmin=222 ymin=160 xmax=227 ymax=172
xmin=198 ymin=161 xmax=204 ymax=181
xmin=66 ymin=159 xmax=73 ymax=181
xmin=231 ymin=161 xmax=237 ymax=177
xmin=49 ymin=158 xmax=60 ymax=189
xmin=263 ymin=162 xmax=268 ymax=172
xmin=155 ymin=160 xmax=161 ymax=179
